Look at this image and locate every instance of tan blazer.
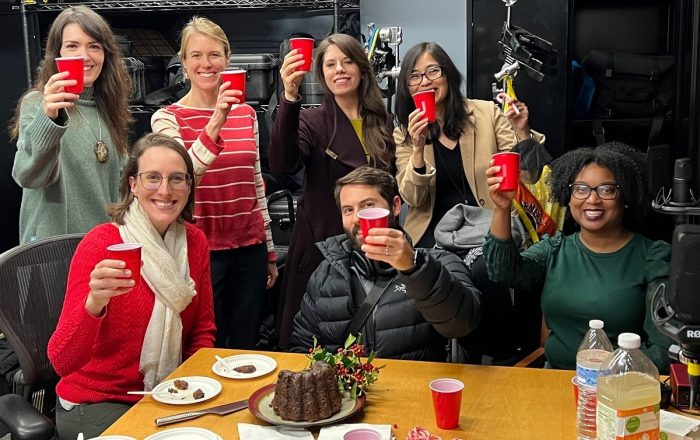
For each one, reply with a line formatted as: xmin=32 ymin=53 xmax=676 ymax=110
xmin=394 ymin=99 xmax=544 ymax=244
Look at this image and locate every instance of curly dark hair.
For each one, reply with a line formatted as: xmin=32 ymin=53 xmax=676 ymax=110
xmin=547 ymin=142 xmax=648 ymax=232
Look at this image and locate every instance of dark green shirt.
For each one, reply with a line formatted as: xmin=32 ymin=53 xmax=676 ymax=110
xmin=483 ymin=231 xmax=672 ymax=372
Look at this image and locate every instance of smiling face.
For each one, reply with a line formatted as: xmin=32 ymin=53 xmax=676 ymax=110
xmin=183 ymin=32 xmax=228 ymax=93
xmin=321 ymin=44 xmax=361 ymax=99
xmin=60 ymin=22 xmax=104 ymax=88
xmin=129 ymin=146 xmax=191 ymax=236
xmin=408 ymin=52 xmax=447 ymax=110
xmin=339 ymin=183 xmax=401 ymax=249
xmin=568 ymin=163 xmax=625 ymax=235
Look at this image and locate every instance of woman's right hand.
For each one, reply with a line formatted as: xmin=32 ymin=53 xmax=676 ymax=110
xmin=42 ymin=70 xmax=79 ymax=120
xmin=486 ymin=161 xmax=516 ymax=209
xmin=280 ymin=49 xmax=306 ymax=102
xmin=407 ymin=108 xmax=429 ymax=150
xmin=85 ymin=259 xmax=136 ymax=316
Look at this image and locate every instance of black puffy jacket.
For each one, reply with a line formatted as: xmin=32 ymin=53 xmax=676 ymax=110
xmin=289 ymin=235 xmax=482 ymax=361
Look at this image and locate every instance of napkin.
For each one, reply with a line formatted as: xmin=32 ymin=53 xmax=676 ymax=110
xmin=237 ymin=423 xmax=314 ymax=440
xmin=318 ymin=423 xmax=393 ymax=440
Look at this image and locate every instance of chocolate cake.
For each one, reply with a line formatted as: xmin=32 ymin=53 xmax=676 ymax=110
xmin=270 ymin=361 xmax=343 ymax=422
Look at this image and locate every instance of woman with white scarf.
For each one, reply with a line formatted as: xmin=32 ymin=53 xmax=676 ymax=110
xmin=48 ymin=133 xmax=216 ymax=440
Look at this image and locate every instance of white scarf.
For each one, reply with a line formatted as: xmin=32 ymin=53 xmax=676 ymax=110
xmin=119 ymin=199 xmax=197 ymax=391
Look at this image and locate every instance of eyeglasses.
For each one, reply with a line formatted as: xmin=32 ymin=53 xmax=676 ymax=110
xmin=407 ymin=66 xmax=443 ymax=86
xmin=136 ymin=172 xmax=191 ymax=191
xmin=569 ymin=183 xmax=620 ymax=200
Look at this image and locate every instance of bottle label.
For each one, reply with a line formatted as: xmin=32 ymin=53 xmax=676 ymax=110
xmin=577 ymin=364 xmax=601 ymax=387
xmin=596 ymin=401 xmax=660 ymax=440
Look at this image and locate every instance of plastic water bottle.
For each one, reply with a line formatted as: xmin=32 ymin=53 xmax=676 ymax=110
xmin=596 ymin=333 xmax=660 ymax=440
xmin=576 ymin=319 xmax=614 ymax=440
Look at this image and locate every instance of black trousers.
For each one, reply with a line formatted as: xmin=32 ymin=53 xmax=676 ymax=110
xmin=55 ymin=399 xmax=130 ymax=440
xmin=211 ymin=243 xmax=268 ymax=349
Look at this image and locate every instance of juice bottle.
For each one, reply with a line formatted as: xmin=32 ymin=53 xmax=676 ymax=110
xmin=596 ymin=333 xmax=660 ymax=440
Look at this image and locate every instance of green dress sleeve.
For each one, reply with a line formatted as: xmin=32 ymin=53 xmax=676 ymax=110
xmin=641 ymin=240 xmax=673 ymax=374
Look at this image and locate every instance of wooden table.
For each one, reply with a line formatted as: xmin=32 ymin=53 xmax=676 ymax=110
xmin=103 ymin=348 xmax=578 ymax=439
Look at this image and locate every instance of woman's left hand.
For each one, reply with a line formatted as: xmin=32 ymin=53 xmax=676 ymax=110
xmin=266 ymin=262 xmax=278 ymax=289
xmin=361 ymin=228 xmax=416 ymax=272
xmin=205 ymin=82 xmax=244 ymax=141
xmin=502 ymin=96 xmax=532 ymax=140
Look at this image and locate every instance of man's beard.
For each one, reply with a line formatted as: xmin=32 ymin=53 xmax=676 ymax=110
xmin=345 ymin=215 xmax=398 ymax=251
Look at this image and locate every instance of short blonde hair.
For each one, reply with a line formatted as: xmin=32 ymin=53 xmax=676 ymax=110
xmin=178 ymin=16 xmax=231 ymax=61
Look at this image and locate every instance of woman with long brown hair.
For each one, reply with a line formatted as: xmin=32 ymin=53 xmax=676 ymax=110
xmin=11 ymin=5 xmax=132 ymax=244
xmin=269 ymin=33 xmax=395 ymax=348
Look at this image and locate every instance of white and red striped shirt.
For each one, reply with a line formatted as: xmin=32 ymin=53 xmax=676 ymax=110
xmin=152 ymin=104 xmax=275 ymax=262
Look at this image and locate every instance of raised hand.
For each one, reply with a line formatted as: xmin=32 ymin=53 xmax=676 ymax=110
xmin=85 ymin=259 xmax=137 ymax=316
xmin=280 ymin=49 xmax=306 ymax=102
xmin=361 ymin=228 xmax=416 ymax=272
xmin=42 ymin=70 xmax=79 ymax=120
xmin=501 ymin=95 xmax=532 ymax=140
xmin=205 ymin=81 xmax=243 ymax=141
xmin=486 ymin=160 xmax=516 ymax=209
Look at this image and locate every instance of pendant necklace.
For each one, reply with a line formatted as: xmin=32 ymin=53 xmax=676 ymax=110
xmin=74 ymin=106 xmax=109 ymax=163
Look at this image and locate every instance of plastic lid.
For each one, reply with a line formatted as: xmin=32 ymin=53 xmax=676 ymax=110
xmin=618 ymin=332 xmax=641 ymax=349
xmin=589 ymin=319 xmax=604 ymax=330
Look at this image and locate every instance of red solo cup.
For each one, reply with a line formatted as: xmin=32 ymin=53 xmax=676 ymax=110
xmin=343 ymin=429 xmax=382 ymax=440
xmin=412 ymin=90 xmax=436 ymax=122
xmin=430 ymin=378 xmax=463 ymax=430
xmin=289 ymin=37 xmax=314 ymax=71
xmin=107 ymin=243 xmax=142 ymax=289
xmin=220 ymin=70 xmax=246 ymax=103
xmin=492 ymin=152 xmax=520 ymax=192
xmin=572 ymin=376 xmax=579 ymax=406
xmin=357 ymin=208 xmax=390 ymax=240
xmin=55 ymin=56 xmax=84 ymax=94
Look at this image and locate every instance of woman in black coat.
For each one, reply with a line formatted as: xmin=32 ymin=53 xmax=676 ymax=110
xmin=269 ymin=33 xmax=395 ymax=348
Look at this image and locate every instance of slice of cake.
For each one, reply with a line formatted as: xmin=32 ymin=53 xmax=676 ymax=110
xmin=270 ymin=361 xmax=342 ymax=422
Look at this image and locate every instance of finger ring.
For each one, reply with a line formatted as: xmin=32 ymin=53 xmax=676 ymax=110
xmin=385 ymin=245 xmax=390 ymax=256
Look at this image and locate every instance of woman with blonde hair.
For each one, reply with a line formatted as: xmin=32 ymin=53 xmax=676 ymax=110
xmin=151 ymin=16 xmax=277 ymax=349
xmin=11 ymin=5 xmax=132 ymax=244
xmin=269 ymin=33 xmax=395 ymax=348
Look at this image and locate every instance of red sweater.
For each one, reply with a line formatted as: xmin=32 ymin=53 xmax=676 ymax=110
xmin=152 ymin=104 xmax=275 ymax=261
xmin=47 ymin=223 xmax=216 ymax=404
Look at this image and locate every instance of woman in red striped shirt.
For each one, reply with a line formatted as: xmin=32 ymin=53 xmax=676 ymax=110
xmin=151 ymin=16 xmax=276 ymax=349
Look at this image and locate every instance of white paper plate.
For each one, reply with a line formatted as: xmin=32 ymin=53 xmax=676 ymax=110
xmin=144 ymin=427 xmax=222 ymax=440
xmin=150 ymin=376 xmax=221 ymax=405
xmin=211 ymin=353 xmax=277 ymax=379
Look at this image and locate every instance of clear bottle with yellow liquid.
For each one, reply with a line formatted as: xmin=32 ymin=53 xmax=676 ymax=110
xmin=596 ymin=333 xmax=660 ymax=440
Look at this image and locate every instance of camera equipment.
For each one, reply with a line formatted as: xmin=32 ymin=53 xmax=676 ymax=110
xmin=367 ymin=23 xmax=402 ymax=109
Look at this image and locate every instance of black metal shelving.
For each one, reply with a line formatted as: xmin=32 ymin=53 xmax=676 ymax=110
xmin=19 ymin=0 xmax=358 ymax=12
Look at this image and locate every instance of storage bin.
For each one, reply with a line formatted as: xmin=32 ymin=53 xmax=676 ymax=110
xmin=227 ymin=53 xmax=278 ymax=104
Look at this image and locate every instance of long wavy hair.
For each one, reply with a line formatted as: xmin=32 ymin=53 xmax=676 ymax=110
xmin=314 ymin=33 xmax=394 ymax=170
xmin=395 ymin=42 xmax=469 ymax=145
xmin=107 ymin=133 xmax=196 ymax=225
xmin=9 ymin=6 xmax=132 ymax=156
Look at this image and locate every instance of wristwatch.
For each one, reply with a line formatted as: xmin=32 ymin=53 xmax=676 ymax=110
xmin=400 ymin=249 xmax=422 ymax=275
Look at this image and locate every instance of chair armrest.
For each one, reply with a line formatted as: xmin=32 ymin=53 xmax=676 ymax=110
xmin=514 ymin=347 xmax=546 ymax=368
xmin=0 ymin=394 xmax=54 ymax=440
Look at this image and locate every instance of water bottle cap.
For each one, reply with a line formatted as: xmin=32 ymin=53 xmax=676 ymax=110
xmin=589 ymin=319 xmax=604 ymax=329
xmin=618 ymin=332 xmax=641 ymax=349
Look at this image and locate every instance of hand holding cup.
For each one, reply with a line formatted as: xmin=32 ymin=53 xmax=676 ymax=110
xmin=42 ymin=70 xmax=80 ymax=120
xmin=87 ymin=243 xmax=142 ymax=315
xmin=280 ymin=50 xmax=307 ymax=102
xmin=485 ymin=158 xmax=517 ymax=209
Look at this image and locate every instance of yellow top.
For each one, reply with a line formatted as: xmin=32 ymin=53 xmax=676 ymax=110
xmin=350 ymin=118 xmax=370 ymax=164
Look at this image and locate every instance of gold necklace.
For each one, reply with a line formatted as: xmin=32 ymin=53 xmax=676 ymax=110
xmin=74 ymin=106 xmax=109 ymax=163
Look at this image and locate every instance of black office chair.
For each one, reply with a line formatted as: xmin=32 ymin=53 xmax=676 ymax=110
xmin=0 ymin=233 xmax=84 ymax=440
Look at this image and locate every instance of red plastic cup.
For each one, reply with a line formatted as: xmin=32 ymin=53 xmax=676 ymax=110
xmin=429 ymin=378 xmax=463 ymax=430
xmin=357 ymin=208 xmax=390 ymax=240
xmin=107 ymin=243 xmax=142 ymax=289
xmin=343 ymin=429 xmax=382 ymax=440
xmin=572 ymin=376 xmax=579 ymax=406
xmin=412 ymin=90 xmax=436 ymax=122
xmin=220 ymin=70 xmax=246 ymax=103
xmin=492 ymin=152 xmax=521 ymax=192
xmin=289 ymin=37 xmax=314 ymax=71
xmin=55 ymin=56 xmax=84 ymax=94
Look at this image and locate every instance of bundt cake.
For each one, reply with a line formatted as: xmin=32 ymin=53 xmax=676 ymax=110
xmin=270 ymin=361 xmax=343 ymax=422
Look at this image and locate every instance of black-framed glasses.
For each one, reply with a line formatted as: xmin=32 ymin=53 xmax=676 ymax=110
xmin=136 ymin=172 xmax=191 ymax=191
xmin=569 ymin=183 xmax=620 ymax=200
xmin=407 ymin=66 xmax=443 ymax=86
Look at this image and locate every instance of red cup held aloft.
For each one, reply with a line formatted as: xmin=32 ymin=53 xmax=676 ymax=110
xmin=55 ymin=56 xmax=84 ymax=94
xmin=492 ymin=151 xmax=521 ymax=192
xmin=289 ymin=37 xmax=314 ymax=71
xmin=107 ymin=243 xmax=142 ymax=290
xmin=412 ymin=90 xmax=436 ymax=122
xmin=357 ymin=208 xmax=390 ymax=240
xmin=220 ymin=70 xmax=247 ymax=103
xmin=430 ymin=378 xmax=463 ymax=430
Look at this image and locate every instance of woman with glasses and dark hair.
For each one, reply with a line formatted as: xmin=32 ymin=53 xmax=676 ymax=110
xmin=10 ymin=6 xmax=132 ymax=244
xmin=151 ymin=17 xmax=277 ymax=350
xmin=269 ymin=33 xmax=395 ymax=348
xmin=482 ymin=142 xmax=672 ymax=372
xmin=394 ymin=42 xmax=543 ymax=247
xmin=48 ymin=133 xmax=216 ymax=439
